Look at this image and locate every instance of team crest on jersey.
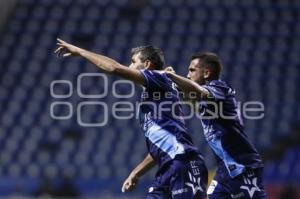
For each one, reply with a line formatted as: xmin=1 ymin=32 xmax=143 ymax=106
xmin=240 ymin=177 xmax=261 ymax=198
xmin=185 ymin=172 xmax=203 ymax=195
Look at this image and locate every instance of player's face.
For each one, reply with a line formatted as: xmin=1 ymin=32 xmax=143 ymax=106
xmin=187 ymin=59 xmax=206 ymax=85
xmin=129 ymin=52 xmax=145 ymax=70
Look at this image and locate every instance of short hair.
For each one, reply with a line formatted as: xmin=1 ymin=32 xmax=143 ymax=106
xmin=131 ymin=45 xmax=165 ymax=70
xmin=191 ymin=52 xmax=222 ymax=79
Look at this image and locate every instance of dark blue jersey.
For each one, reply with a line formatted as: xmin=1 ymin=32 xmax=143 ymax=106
xmin=139 ymin=70 xmax=200 ymax=168
xmin=199 ymin=80 xmax=263 ymax=178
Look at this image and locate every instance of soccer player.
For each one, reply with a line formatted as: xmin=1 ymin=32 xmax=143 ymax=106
xmin=165 ymin=52 xmax=267 ymax=199
xmin=55 ymin=40 xmax=208 ymax=198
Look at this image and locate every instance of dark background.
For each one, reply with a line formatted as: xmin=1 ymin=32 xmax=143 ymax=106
xmin=0 ymin=0 xmax=299 ymax=198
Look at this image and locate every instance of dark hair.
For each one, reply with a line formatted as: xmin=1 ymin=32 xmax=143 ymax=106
xmin=131 ymin=45 xmax=165 ymax=70
xmin=191 ymin=52 xmax=222 ymax=79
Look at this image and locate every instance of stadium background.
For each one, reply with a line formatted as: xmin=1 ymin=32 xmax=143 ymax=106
xmin=0 ymin=0 xmax=300 ymax=198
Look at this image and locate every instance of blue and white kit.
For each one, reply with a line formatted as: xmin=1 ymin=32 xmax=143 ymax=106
xmin=139 ymin=70 xmax=208 ymax=199
xmin=200 ymin=80 xmax=267 ymax=199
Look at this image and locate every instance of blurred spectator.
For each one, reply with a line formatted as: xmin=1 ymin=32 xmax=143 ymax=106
xmin=278 ymin=183 xmax=298 ymax=199
xmin=54 ymin=172 xmax=79 ymax=198
xmin=34 ymin=178 xmax=56 ymax=198
xmin=34 ymin=174 xmax=79 ymax=198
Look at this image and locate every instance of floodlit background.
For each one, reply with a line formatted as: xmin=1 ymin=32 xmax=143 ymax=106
xmin=0 ymin=0 xmax=299 ymax=198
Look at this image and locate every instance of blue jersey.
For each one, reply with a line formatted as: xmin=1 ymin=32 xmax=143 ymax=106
xmin=139 ymin=70 xmax=200 ymax=168
xmin=199 ymin=80 xmax=263 ymax=179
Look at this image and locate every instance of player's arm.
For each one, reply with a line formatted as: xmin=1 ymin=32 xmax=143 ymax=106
xmin=55 ymin=38 xmax=145 ymax=86
xmin=166 ymin=70 xmax=210 ymax=100
xmin=122 ymin=153 xmax=156 ymax=192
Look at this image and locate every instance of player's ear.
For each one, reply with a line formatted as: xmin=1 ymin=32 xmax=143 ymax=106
xmin=144 ymin=60 xmax=154 ymax=70
xmin=203 ymin=68 xmax=211 ymax=79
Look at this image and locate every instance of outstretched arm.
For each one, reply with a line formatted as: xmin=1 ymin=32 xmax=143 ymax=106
xmin=165 ymin=69 xmax=210 ymax=100
xmin=122 ymin=154 xmax=156 ymax=193
xmin=55 ymin=38 xmax=145 ymax=85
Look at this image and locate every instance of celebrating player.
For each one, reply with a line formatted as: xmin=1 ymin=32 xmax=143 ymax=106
xmin=166 ymin=52 xmax=268 ymax=199
xmin=55 ymin=40 xmax=208 ymax=198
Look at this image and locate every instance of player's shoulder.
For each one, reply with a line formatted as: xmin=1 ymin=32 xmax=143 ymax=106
xmin=142 ymin=69 xmax=170 ymax=81
xmin=208 ymin=80 xmax=227 ymax=87
xmin=206 ymin=80 xmax=236 ymax=95
xmin=141 ymin=69 xmax=172 ymax=89
xmin=142 ymin=69 xmax=166 ymax=76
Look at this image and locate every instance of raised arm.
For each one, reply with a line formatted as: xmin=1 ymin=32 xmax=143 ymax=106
xmin=166 ymin=70 xmax=210 ymax=100
xmin=122 ymin=153 xmax=156 ymax=193
xmin=55 ymin=38 xmax=145 ymax=85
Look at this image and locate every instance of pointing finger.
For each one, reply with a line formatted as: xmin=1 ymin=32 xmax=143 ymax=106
xmin=54 ymin=47 xmax=63 ymax=54
xmin=63 ymin=53 xmax=72 ymax=57
xmin=57 ymin=38 xmax=65 ymax=43
xmin=122 ymin=182 xmax=127 ymax=192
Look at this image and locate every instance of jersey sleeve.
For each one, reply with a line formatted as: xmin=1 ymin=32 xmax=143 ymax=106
xmin=140 ymin=70 xmax=168 ymax=90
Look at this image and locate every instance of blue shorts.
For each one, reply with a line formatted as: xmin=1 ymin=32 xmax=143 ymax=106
xmin=146 ymin=154 xmax=208 ymax=199
xmin=207 ymin=168 xmax=268 ymax=199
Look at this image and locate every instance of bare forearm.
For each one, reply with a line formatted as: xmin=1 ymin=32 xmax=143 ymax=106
xmin=168 ymin=73 xmax=209 ymax=100
xmin=78 ymin=48 xmax=121 ymax=73
xmin=55 ymin=39 xmax=145 ymax=85
xmin=78 ymin=48 xmax=144 ymax=85
xmin=131 ymin=154 xmax=156 ymax=178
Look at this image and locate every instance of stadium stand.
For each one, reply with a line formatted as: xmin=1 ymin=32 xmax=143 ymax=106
xmin=0 ymin=0 xmax=299 ymax=198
